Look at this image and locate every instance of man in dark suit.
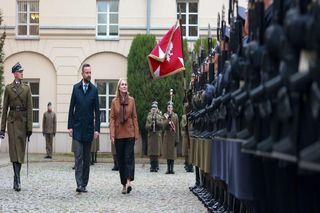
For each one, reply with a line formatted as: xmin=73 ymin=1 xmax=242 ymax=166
xmin=68 ymin=63 xmax=100 ymax=193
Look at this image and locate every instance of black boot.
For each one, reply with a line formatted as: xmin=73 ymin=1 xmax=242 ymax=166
xmin=112 ymin=155 xmax=119 ymax=171
xmin=170 ymin=160 xmax=175 ymax=174
xmin=150 ymin=159 xmax=154 ymax=172
xmin=13 ymin=162 xmax=21 ymax=192
xmin=112 ymin=161 xmax=119 ymax=171
xmin=155 ymin=159 xmax=159 ymax=172
xmin=94 ymin=152 xmax=97 ymax=163
xmin=184 ymin=159 xmax=188 ymax=171
xmin=12 ymin=163 xmax=17 ymax=190
xmin=165 ymin=160 xmax=170 ymax=174
xmin=153 ymin=160 xmax=157 ymax=172
xmin=90 ymin=153 xmax=94 ymax=165
xmin=187 ymin=164 xmax=194 ymax=172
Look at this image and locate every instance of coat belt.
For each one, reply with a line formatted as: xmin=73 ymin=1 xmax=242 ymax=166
xmin=10 ymin=106 xmax=27 ymax=112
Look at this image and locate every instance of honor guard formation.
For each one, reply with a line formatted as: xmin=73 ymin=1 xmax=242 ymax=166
xmin=185 ymin=0 xmax=320 ymax=212
xmin=1 ymin=0 xmax=320 ymax=212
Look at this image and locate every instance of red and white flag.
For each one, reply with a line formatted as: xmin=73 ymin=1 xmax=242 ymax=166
xmin=148 ymin=22 xmax=185 ymax=79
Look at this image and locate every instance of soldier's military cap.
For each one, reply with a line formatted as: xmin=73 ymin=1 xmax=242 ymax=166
xmin=167 ymin=101 xmax=174 ymax=106
xmin=151 ymin=102 xmax=158 ymax=109
xmin=47 ymin=102 xmax=52 ymax=106
xmin=12 ymin=62 xmax=24 ymax=73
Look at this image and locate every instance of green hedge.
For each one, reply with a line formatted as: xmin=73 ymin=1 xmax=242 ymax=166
xmin=0 ymin=10 xmax=6 ymax=106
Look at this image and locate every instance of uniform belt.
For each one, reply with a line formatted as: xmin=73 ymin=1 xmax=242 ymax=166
xmin=10 ymin=106 xmax=27 ymax=111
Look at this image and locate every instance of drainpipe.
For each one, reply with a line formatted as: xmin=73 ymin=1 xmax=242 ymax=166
xmin=147 ymin=0 xmax=151 ymax=34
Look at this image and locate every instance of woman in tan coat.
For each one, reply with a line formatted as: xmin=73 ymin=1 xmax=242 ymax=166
xmin=109 ymin=79 xmax=139 ymax=194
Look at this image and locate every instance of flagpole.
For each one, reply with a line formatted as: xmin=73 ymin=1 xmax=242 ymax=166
xmin=178 ymin=5 xmax=187 ymax=93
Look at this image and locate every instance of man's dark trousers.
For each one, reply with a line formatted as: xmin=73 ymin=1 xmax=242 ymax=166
xmin=74 ymin=139 xmax=91 ymax=188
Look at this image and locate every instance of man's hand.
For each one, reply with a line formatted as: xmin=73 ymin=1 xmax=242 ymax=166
xmin=0 ymin=130 xmax=5 ymax=139
xmin=68 ymin=129 xmax=73 ymax=137
xmin=94 ymin=131 xmax=99 ymax=140
xmin=27 ymin=131 xmax=32 ymax=141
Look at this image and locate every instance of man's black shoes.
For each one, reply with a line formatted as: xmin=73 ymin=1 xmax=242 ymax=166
xmin=76 ymin=186 xmax=88 ymax=193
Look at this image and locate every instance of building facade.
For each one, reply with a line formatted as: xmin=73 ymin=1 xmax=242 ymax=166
xmin=0 ymin=0 xmax=228 ymax=154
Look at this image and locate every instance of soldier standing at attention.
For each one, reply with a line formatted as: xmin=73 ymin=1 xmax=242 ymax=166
xmin=42 ymin=102 xmax=56 ymax=159
xmin=162 ymin=101 xmax=179 ymax=174
xmin=90 ymin=138 xmax=99 ymax=165
xmin=90 ymin=120 xmax=99 ymax=165
xmin=145 ymin=101 xmax=163 ymax=172
xmin=0 ymin=62 xmax=33 ymax=192
xmin=111 ymin=143 xmax=119 ymax=171
xmin=180 ymin=102 xmax=194 ymax=173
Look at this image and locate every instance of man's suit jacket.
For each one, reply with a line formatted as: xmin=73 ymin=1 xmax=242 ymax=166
xmin=68 ymin=80 xmax=100 ymax=142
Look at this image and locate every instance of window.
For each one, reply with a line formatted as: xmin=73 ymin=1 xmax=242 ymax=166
xmin=96 ymin=0 xmax=119 ymax=37
xmin=23 ymin=80 xmax=40 ymax=127
xmin=17 ymin=1 xmax=39 ymax=37
xmin=177 ymin=1 xmax=198 ymax=38
xmin=96 ymin=80 xmax=117 ymax=127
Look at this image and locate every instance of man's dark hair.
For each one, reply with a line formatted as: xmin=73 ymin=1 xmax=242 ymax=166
xmin=82 ymin=64 xmax=91 ymax=72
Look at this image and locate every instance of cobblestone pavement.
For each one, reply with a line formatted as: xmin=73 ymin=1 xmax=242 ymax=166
xmin=0 ymin=162 xmax=207 ymax=213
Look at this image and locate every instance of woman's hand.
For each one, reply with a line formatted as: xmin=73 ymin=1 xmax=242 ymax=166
xmin=111 ymin=136 xmax=115 ymax=144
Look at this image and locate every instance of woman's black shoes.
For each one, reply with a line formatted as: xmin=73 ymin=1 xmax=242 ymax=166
xmin=126 ymin=186 xmax=132 ymax=194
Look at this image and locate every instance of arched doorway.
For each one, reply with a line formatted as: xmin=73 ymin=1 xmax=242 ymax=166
xmin=2 ymin=51 xmax=57 ymax=153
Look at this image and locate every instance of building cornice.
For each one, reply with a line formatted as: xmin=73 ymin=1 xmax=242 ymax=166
xmin=0 ymin=25 xmax=15 ymax=29
xmin=40 ymin=26 xmax=96 ymax=30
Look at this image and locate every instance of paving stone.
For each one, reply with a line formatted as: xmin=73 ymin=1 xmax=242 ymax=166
xmin=0 ymin=162 xmax=207 ymax=212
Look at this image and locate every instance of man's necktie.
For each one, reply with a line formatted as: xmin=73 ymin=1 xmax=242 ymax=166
xmin=84 ymin=84 xmax=88 ymax=94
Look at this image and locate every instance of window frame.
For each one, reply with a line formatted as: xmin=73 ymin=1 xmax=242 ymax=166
xmin=177 ymin=1 xmax=199 ymax=39
xmin=95 ymin=80 xmax=118 ymax=127
xmin=16 ymin=0 xmax=40 ymax=39
xmin=96 ymin=0 xmax=119 ymax=38
xmin=23 ymin=79 xmax=40 ymax=128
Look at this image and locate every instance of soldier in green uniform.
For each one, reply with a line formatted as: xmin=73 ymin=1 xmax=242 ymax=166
xmin=90 ymin=137 xmax=99 ymax=165
xmin=162 ymin=101 xmax=179 ymax=174
xmin=90 ymin=120 xmax=99 ymax=165
xmin=0 ymin=62 xmax=33 ymax=192
xmin=145 ymin=101 xmax=163 ymax=172
xmin=111 ymin=143 xmax=119 ymax=171
xmin=180 ymin=109 xmax=194 ymax=172
xmin=42 ymin=102 xmax=56 ymax=159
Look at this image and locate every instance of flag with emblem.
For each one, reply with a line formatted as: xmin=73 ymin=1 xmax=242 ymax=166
xmin=148 ymin=22 xmax=185 ymax=79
